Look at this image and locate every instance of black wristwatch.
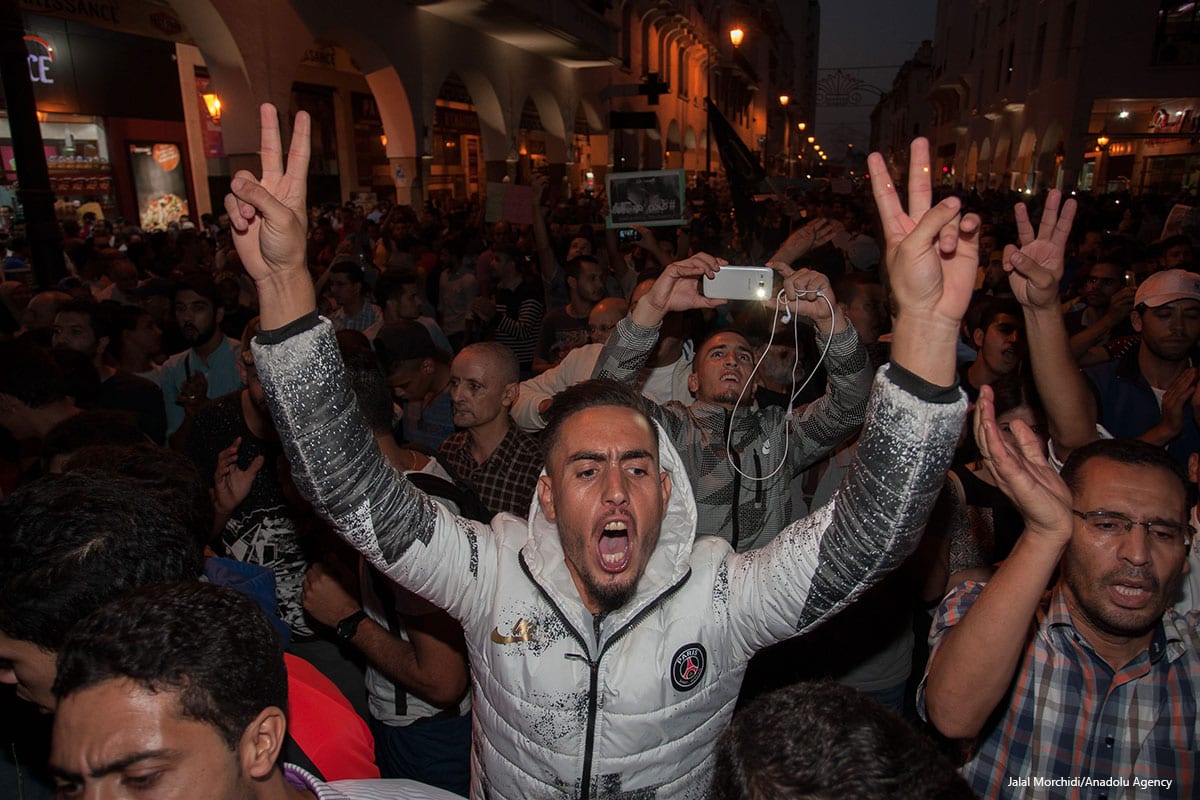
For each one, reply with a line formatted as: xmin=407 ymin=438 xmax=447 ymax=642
xmin=335 ymin=609 xmax=368 ymax=641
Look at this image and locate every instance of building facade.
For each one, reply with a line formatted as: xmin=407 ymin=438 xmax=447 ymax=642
xmin=926 ymin=0 xmax=1200 ymax=195
xmin=870 ymin=40 xmax=934 ymax=182
xmin=6 ymin=0 xmax=811 ymax=225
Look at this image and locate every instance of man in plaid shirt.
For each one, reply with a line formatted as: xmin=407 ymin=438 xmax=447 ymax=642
xmin=920 ymin=434 xmax=1199 ymax=800
xmin=438 ymin=342 xmax=542 ymax=519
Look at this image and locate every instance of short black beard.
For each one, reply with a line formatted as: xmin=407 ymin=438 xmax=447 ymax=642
xmin=186 ymin=321 xmax=219 ymax=348
xmin=586 ymin=575 xmax=638 ymax=613
xmin=1062 ymin=559 xmax=1182 ymax=641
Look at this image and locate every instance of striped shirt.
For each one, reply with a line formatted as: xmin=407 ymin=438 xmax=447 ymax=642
xmin=488 ymin=281 xmax=544 ymax=373
xmin=918 ymin=581 xmax=1200 ymax=800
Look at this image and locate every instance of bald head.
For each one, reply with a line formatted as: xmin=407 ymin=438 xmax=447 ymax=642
xmin=458 ymin=341 xmax=520 ymax=386
xmin=588 ymin=297 xmax=628 ymax=344
xmin=23 ymin=291 xmax=72 ymax=331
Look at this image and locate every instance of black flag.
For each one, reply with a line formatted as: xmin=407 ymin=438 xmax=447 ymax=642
xmin=706 ymin=98 xmax=766 ymax=241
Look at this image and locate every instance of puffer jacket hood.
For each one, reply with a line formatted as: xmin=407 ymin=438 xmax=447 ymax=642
xmin=519 ymin=419 xmax=698 ymax=644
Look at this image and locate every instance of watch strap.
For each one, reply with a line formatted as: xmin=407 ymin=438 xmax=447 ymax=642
xmin=335 ymin=609 xmax=368 ymax=640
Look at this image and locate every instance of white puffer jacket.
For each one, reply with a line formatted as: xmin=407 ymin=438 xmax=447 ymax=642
xmin=254 ymin=317 xmax=965 ymax=800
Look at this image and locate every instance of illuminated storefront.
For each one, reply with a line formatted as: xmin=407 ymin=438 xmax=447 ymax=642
xmin=1 ymin=13 xmax=195 ymax=229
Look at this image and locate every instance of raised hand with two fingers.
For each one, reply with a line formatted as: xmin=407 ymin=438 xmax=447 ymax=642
xmin=1004 ymin=189 xmax=1077 ymax=310
xmin=225 ymin=103 xmax=314 ymax=327
xmin=867 ymin=137 xmax=979 ymax=384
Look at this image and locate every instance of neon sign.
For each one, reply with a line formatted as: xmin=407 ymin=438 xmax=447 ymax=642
xmin=23 ymin=35 xmax=55 ymax=85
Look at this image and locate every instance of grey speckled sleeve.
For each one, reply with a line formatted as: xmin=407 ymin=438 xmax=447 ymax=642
xmin=788 ymin=324 xmax=873 ymax=472
xmin=592 ymin=315 xmax=660 ymax=382
xmin=725 ymin=366 xmax=967 ymax=656
xmin=252 ymin=319 xmax=437 ymax=567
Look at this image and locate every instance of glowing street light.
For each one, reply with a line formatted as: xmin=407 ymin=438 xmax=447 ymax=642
xmin=807 ymin=136 xmax=816 ymax=144
xmin=729 ymin=27 xmax=744 ymax=47
xmin=778 ymin=94 xmax=789 ymax=106
xmin=798 ymin=122 xmax=807 ymax=131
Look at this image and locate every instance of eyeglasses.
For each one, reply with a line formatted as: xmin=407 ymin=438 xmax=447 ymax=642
xmin=1072 ymin=510 xmax=1193 ymax=547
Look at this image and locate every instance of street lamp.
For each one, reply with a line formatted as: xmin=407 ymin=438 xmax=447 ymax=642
xmin=779 ymin=95 xmax=792 ymax=177
xmin=798 ymin=122 xmax=807 ymax=131
xmin=707 ymin=26 xmax=747 ymax=180
xmin=807 ymin=136 xmax=816 ymax=145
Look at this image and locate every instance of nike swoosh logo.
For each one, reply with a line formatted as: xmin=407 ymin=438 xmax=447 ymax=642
xmin=491 ymin=618 xmax=538 ymax=645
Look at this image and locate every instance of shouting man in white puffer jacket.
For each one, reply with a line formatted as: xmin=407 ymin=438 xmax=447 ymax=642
xmin=228 ymin=105 xmax=999 ymax=799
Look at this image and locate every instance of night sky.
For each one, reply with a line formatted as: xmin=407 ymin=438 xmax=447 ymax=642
xmin=784 ymin=0 xmax=938 ymax=155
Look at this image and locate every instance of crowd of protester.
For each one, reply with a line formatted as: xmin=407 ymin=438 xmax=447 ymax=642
xmin=1 ymin=116 xmax=1199 ymax=800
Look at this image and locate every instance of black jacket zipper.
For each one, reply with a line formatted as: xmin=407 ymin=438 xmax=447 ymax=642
xmin=725 ymin=410 xmax=742 ymax=551
xmin=518 ymin=552 xmax=693 ymax=799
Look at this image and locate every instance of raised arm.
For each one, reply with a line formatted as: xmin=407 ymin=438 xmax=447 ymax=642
xmin=727 ymin=138 xmax=975 ymax=650
xmin=766 ymin=267 xmax=872 ymax=466
xmin=765 ymin=217 xmax=835 ymax=271
xmin=921 ymin=385 xmax=1073 ymax=739
xmin=1004 ymin=191 xmax=1098 ymax=458
xmin=530 ymin=174 xmax=558 ymax=285
xmin=592 ymin=254 xmax=725 ymax=382
xmin=229 ymin=104 xmax=494 ymax=624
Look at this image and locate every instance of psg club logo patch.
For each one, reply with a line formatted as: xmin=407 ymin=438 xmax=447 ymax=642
xmin=670 ymin=643 xmax=707 ymax=692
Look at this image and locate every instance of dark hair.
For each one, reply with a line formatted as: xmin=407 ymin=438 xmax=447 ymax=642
xmin=1060 ymin=438 xmax=1188 ymax=499
xmin=330 ymin=259 xmax=365 ymax=284
xmin=0 ymin=472 xmax=204 ymax=650
xmin=541 ymin=379 xmax=656 ymax=460
xmin=107 ymin=304 xmax=153 ymax=360
xmin=0 ymin=341 xmax=66 ymax=407
xmin=711 ymin=682 xmax=975 ymax=800
xmin=342 ymin=348 xmax=395 ymax=435
xmin=63 ymin=444 xmax=214 ymax=552
xmin=564 ymin=254 xmax=601 ymax=284
xmin=373 ymin=271 xmax=418 ymax=306
xmin=694 ymin=327 xmax=753 ymax=368
xmin=174 ymin=272 xmax=220 ymax=307
xmin=971 ymin=296 xmax=1023 ymax=335
xmin=988 ymin=373 xmax=1043 ymax=420
xmin=491 ymin=245 xmax=521 ymax=268
xmin=56 ymin=299 xmax=114 ymax=344
xmin=54 ymin=581 xmax=288 ymax=751
xmin=42 ymin=410 xmax=148 ymax=462
xmin=831 ymin=271 xmax=883 ymax=307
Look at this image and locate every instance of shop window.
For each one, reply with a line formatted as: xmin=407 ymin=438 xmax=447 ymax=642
xmin=0 ymin=113 xmax=115 ymax=222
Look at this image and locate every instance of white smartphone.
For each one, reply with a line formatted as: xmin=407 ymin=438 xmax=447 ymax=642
xmin=703 ymin=266 xmax=775 ymax=301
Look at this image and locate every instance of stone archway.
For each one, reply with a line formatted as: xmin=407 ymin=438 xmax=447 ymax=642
xmin=1013 ymin=128 xmax=1038 ymax=191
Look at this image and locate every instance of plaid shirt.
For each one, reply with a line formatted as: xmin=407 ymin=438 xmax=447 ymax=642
xmin=919 ymin=581 xmax=1200 ymax=800
xmin=332 ymin=302 xmax=383 ymax=339
xmin=438 ymin=425 xmax=543 ymax=518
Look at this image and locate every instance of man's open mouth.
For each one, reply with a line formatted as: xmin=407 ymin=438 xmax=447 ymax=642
xmin=1109 ymin=581 xmax=1152 ymax=607
xmin=597 ymin=520 xmax=632 ymax=573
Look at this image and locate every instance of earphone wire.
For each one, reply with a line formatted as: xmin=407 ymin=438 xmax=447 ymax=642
xmin=724 ymin=287 xmax=837 ymax=483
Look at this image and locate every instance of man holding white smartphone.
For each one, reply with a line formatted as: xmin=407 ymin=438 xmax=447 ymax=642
xmin=592 ymin=255 xmax=873 ymax=551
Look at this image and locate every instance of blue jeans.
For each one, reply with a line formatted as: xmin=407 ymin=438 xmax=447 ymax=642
xmin=370 ymin=714 xmax=471 ymax=797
